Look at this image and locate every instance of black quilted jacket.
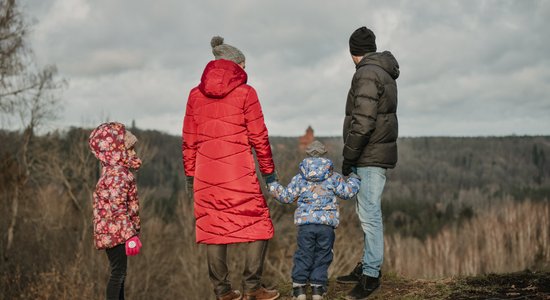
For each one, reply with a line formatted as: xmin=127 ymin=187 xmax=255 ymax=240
xmin=343 ymin=51 xmax=400 ymax=169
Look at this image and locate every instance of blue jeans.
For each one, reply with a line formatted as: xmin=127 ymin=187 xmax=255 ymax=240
xmin=292 ymin=224 xmax=335 ymax=286
xmin=356 ymin=166 xmax=386 ymax=278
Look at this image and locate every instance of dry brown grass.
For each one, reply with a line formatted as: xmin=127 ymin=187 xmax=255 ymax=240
xmin=3 ymin=126 xmax=550 ymax=299
xmin=1 ymin=181 xmax=549 ymax=299
xmin=384 ymin=200 xmax=550 ymax=278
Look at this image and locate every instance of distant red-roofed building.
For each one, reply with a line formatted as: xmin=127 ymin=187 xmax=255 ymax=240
xmin=299 ymin=126 xmax=314 ymax=151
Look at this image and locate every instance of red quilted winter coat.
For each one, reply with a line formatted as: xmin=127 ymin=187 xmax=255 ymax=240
xmin=89 ymin=122 xmax=142 ymax=250
xmin=183 ymin=59 xmax=275 ymax=244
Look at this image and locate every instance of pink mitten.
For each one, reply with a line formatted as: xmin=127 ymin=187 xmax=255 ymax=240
xmin=125 ymin=235 xmax=142 ymax=256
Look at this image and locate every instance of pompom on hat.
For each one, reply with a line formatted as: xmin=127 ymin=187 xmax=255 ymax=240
xmin=349 ymin=26 xmax=377 ymax=56
xmin=211 ymin=36 xmax=245 ymax=64
xmin=124 ymin=130 xmax=138 ymax=149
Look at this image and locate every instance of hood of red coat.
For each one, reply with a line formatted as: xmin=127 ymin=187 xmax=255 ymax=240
xmin=88 ymin=122 xmax=142 ymax=170
xmin=198 ymin=59 xmax=248 ymax=98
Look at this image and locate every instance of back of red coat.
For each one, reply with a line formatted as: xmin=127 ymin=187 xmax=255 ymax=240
xmin=183 ymin=59 xmax=275 ymax=244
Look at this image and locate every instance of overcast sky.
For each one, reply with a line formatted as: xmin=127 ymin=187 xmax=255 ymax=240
xmin=21 ymin=0 xmax=550 ymax=137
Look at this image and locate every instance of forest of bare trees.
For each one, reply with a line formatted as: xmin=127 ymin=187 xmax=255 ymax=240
xmin=1 ymin=1 xmax=549 ymax=299
xmin=1 ymin=0 xmax=64 ymax=263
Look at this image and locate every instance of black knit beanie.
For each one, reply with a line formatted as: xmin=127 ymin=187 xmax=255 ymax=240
xmin=349 ymin=26 xmax=377 ymax=56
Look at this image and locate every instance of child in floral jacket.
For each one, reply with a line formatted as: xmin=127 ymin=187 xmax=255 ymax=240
xmin=268 ymin=140 xmax=360 ymax=300
xmin=89 ymin=122 xmax=142 ymax=300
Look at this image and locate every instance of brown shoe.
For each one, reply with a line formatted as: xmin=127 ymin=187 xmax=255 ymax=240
xmin=218 ymin=290 xmax=241 ymax=300
xmin=242 ymin=287 xmax=280 ymax=300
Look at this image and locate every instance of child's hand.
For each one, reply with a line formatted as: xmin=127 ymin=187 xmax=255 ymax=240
xmin=125 ymin=235 xmax=142 ymax=256
xmin=267 ymin=181 xmax=280 ymax=196
xmin=349 ymin=172 xmax=361 ymax=180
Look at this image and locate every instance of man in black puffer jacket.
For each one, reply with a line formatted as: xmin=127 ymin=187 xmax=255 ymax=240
xmin=338 ymin=26 xmax=400 ymax=300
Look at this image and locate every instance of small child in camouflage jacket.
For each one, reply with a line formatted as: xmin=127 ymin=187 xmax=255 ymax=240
xmin=267 ymin=140 xmax=360 ymax=299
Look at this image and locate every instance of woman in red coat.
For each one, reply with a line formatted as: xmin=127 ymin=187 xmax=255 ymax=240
xmin=182 ymin=36 xmax=279 ymax=300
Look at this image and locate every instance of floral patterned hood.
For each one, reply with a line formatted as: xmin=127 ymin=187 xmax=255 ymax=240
xmin=299 ymin=157 xmax=333 ymax=182
xmin=88 ymin=122 xmax=141 ymax=170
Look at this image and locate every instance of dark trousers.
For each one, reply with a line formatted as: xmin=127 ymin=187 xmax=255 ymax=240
xmin=207 ymin=240 xmax=268 ymax=296
xmin=105 ymin=244 xmax=127 ymax=300
xmin=292 ymin=224 xmax=335 ymax=286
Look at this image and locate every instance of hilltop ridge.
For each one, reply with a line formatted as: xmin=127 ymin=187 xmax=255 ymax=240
xmin=276 ymin=270 xmax=550 ymax=299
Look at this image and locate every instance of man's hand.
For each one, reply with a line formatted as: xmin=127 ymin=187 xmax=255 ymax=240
xmin=342 ymin=159 xmax=354 ymax=176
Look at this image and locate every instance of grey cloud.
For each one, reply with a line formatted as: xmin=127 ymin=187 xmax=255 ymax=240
xmin=61 ymin=48 xmax=146 ymax=76
xmin=21 ymin=0 xmax=550 ymax=137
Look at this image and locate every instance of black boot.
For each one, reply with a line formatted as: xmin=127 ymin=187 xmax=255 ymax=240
xmin=345 ymin=274 xmax=380 ymax=300
xmin=311 ymin=285 xmax=327 ymax=300
xmin=292 ymin=285 xmax=306 ymax=300
xmin=336 ymin=262 xmax=363 ymax=284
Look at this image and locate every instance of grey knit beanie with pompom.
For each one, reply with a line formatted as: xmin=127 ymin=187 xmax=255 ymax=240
xmin=211 ymin=36 xmax=245 ymax=64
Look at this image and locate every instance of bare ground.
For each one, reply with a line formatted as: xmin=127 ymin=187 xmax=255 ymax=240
xmin=275 ymin=270 xmax=550 ymax=300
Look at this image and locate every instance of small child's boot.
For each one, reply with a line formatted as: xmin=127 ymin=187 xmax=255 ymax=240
xmin=292 ymin=284 xmax=306 ymax=300
xmin=311 ymin=284 xmax=327 ymax=300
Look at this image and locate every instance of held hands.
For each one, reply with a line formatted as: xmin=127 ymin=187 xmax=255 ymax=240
xmin=125 ymin=235 xmax=142 ymax=256
xmin=342 ymin=159 xmax=355 ymax=176
xmin=349 ymin=172 xmax=360 ymax=180
xmin=262 ymin=172 xmax=278 ymax=188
